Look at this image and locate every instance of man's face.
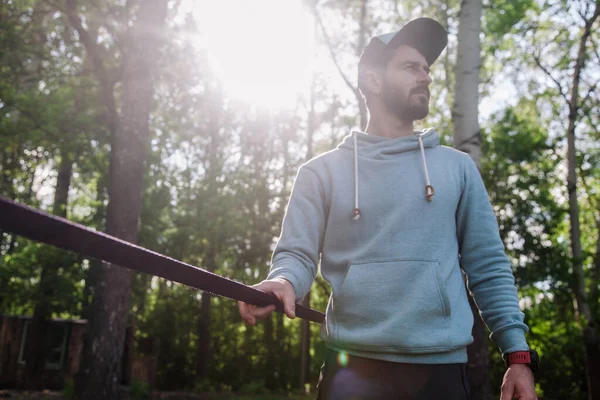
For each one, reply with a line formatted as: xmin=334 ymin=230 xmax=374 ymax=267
xmin=380 ymin=45 xmax=432 ymax=121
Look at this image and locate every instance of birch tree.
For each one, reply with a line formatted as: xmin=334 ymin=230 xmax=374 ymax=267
xmin=452 ymin=1 xmax=493 ymax=399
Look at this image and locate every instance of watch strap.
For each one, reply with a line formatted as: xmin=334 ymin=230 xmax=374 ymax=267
xmin=504 ymin=351 xmax=531 ymax=369
xmin=507 ymin=351 xmax=531 ymax=365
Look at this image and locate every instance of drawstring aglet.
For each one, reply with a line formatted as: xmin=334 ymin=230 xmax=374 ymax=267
xmin=417 ymin=133 xmax=434 ymax=203
xmin=352 ymin=132 xmax=361 ymax=220
xmin=425 ymin=185 xmax=435 ymax=201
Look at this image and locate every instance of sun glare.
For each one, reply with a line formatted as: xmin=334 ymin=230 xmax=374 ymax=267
xmin=191 ymin=0 xmax=315 ymax=110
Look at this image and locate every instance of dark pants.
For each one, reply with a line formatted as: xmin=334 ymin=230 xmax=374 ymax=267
xmin=316 ymin=349 xmax=470 ymax=400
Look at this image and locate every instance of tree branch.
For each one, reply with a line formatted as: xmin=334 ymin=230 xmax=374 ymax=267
xmin=579 ymin=0 xmax=591 ymax=21
xmin=590 ymin=33 xmax=600 ymax=69
xmin=47 ymin=0 xmax=119 ymax=136
xmin=1 ymin=98 xmax=59 ymax=139
xmin=312 ymin=5 xmax=367 ymax=128
xmin=313 ymin=9 xmax=360 ymax=99
xmin=581 ymin=80 xmax=598 ymax=108
xmin=533 ymin=54 xmax=569 ymax=103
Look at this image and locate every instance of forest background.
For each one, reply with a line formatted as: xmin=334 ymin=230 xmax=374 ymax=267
xmin=1 ymin=0 xmax=599 ymax=399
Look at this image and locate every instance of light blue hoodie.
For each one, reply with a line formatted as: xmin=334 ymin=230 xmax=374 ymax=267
xmin=267 ymin=129 xmax=529 ymax=364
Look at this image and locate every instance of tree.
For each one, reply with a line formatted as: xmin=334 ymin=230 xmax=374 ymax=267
xmin=530 ymin=1 xmax=600 ymax=397
xmin=194 ymin=86 xmax=226 ymax=381
xmin=3 ymin=0 xmax=600 ymax=396
xmin=73 ymin=0 xmax=169 ymax=398
xmin=22 ymin=148 xmax=74 ymax=389
xmin=560 ymin=3 xmax=600 ymax=397
xmin=452 ymin=1 xmax=495 ymax=398
xmin=312 ymin=0 xmax=369 ymax=130
xmin=453 ymin=0 xmax=482 ymax=168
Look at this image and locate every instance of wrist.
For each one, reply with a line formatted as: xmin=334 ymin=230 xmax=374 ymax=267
xmin=273 ymin=276 xmax=294 ymax=290
xmin=506 ymin=351 xmax=531 ymax=365
xmin=503 ymin=350 xmax=539 ymax=373
xmin=507 ymin=363 xmax=531 ymax=371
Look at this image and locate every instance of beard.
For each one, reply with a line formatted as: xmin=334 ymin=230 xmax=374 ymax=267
xmin=381 ymin=81 xmax=430 ymax=122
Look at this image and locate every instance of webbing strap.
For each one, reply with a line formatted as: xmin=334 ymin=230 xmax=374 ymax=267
xmin=0 ymin=195 xmax=325 ymax=324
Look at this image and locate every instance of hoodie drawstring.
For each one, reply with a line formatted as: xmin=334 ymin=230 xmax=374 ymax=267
xmin=352 ymin=132 xmax=361 ymax=221
xmin=417 ymin=133 xmax=435 ymax=201
xmin=351 ymin=132 xmax=435 ymax=221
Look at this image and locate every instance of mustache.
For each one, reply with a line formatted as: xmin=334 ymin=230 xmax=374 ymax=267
xmin=411 ymin=87 xmax=430 ymax=96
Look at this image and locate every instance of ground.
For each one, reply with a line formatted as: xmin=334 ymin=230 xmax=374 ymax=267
xmin=0 ymin=391 xmax=313 ymax=400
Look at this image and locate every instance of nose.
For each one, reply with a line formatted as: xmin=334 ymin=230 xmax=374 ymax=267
xmin=418 ymin=70 xmax=432 ymax=86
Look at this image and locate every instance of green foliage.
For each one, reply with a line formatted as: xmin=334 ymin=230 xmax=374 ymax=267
xmin=193 ymin=378 xmax=218 ymax=393
xmin=239 ymin=380 xmax=269 ymax=395
xmin=1 ymin=0 xmax=599 ymax=397
xmin=482 ymin=99 xmax=590 ymax=395
xmin=483 ymin=102 xmax=566 ymax=287
xmin=484 ymin=0 xmax=539 ymax=38
xmin=128 ymin=380 xmax=152 ymax=400
xmin=63 ymin=379 xmax=74 ymax=399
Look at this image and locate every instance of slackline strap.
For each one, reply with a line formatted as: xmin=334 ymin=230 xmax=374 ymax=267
xmin=0 ymin=195 xmax=325 ymax=324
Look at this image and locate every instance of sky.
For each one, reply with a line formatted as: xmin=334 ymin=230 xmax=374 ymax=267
xmin=180 ymin=0 xmax=320 ymax=110
xmin=32 ymin=0 xmax=527 ymax=209
xmin=178 ymin=0 xmax=517 ymax=121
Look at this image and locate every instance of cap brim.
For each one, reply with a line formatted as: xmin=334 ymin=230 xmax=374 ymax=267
xmin=387 ymin=18 xmax=448 ymax=65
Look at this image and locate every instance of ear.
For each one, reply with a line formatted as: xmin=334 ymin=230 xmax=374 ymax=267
xmin=364 ymin=70 xmax=383 ymax=95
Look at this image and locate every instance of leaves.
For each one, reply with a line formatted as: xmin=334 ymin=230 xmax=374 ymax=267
xmin=1 ymin=0 xmax=599 ymax=396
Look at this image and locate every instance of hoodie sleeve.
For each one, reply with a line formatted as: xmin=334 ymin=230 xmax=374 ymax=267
xmin=266 ymin=165 xmax=327 ymax=301
xmin=456 ymin=155 xmax=529 ymax=356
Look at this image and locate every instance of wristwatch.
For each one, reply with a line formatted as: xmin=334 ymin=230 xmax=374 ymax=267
xmin=503 ymin=350 xmax=539 ymax=373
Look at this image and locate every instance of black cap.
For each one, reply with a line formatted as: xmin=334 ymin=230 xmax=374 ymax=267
xmin=358 ymin=18 xmax=448 ymax=68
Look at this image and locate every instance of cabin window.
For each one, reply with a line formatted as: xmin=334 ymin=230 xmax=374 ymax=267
xmin=18 ymin=321 xmax=68 ymax=369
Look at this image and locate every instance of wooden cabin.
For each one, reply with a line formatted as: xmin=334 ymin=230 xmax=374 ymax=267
xmin=0 ymin=315 xmax=157 ymax=390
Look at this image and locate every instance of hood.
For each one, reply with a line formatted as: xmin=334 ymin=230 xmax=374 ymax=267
xmin=338 ymin=128 xmax=439 ymax=158
xmin=340 ymin=128 xmax=439 ymax=221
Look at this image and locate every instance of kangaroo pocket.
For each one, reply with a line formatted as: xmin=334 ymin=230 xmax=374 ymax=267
xmin=332 ymin=258 xmax=451 ymax=353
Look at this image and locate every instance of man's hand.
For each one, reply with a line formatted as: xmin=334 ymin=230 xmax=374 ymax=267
xmin=500 ymin=364 xmax=537 ymax=400
xmin=237 ymin=277 xmax=296 ymax=325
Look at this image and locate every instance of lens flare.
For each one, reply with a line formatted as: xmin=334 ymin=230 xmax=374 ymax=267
xmin=336 ymin=351 xmax=349 ymax=367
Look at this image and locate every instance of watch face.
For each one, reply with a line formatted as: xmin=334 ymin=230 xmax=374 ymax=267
xmin=530 ymin=350 xmax=540 ymax=373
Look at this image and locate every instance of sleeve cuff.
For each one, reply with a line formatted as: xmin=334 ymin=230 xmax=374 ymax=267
xmin=266 ymin=271 xmax=306 ymax=302
xmin=492 ymin=327 xmax=530 ymax=356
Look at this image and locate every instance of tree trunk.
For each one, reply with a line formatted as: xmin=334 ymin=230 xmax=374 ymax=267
xmin=565 ymin=5 xmax=600 ymax=399
xmin=264 ymin=314 xmax=277 ymax=390
xmin=276 ymin=127 xmax=293 ymax=390
xmin=465 ymin=293 xmax=492 ymax=400
xmin=195 ymin=251 xmax=216 ymax=379
xmin=591 ymin=218 xmax=600 ymax=317
xmin=298 ymin=70 xmax=318 ymax=392
xmin=0 ymin=136 xmax=21 ymax=311
xmin=452 ymin=1 xmax=490 ymax=399
xmin=194 ymin=86 xmax=224 ymax=380
xmin=22 ymin=150 xmax=73 ymax=390
xmin=299 ymin=296 xmax=310 ymax=393
xmin=73 ymin=1 xmax=168 ymax=398
xmin=81 ymin=177 xmax=107 ymax=319
xmin=583 ymin=325 xmax=600 ymax=399
xmin=275 ymin=311 xmax=287 ymax=390
xmin=453 ymin=0 xmax=482 ymax=168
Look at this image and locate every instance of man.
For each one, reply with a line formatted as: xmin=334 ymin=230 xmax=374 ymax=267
xmin=238 ymin=17 xmax=537 ymax=400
